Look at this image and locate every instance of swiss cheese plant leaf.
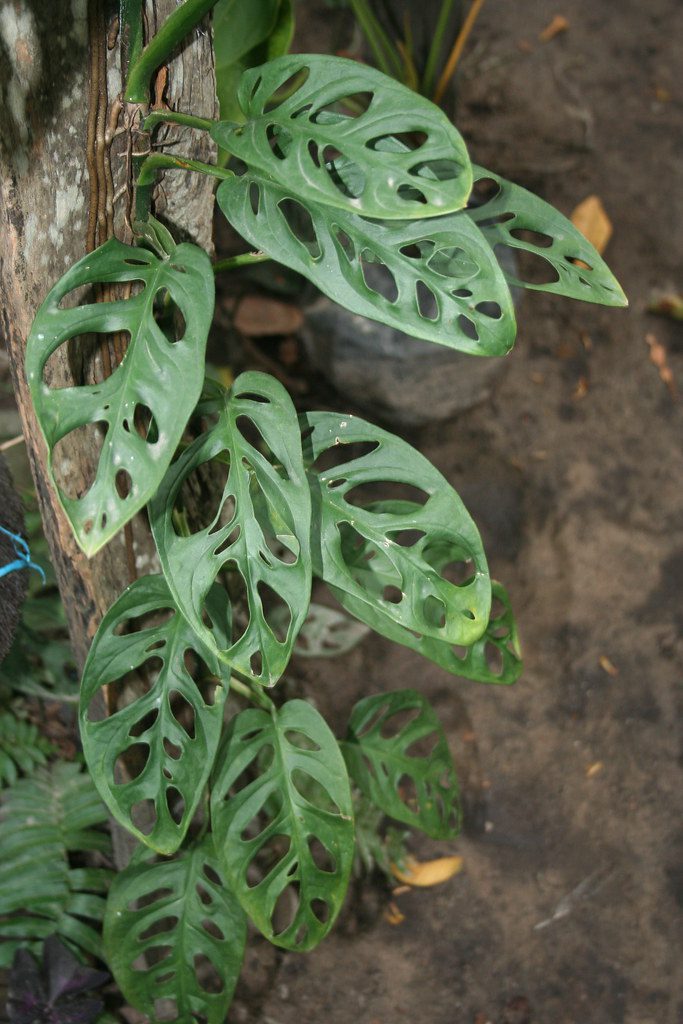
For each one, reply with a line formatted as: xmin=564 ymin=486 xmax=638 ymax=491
xmin=301 ymin=412 xmax=491 ymax=646
xmin=211 ymin=53 xmax=472 ymax=219
xmin=468 ymin=165 xmax=628 ymax=306
xmin=342 ymin=689 xmax=460 ymax=839
xmin=0 ymin=763 xmax=112 ymax=967
xmin=210 ymin=700 xmax=354 ymax=951
xmin=214 ymin=0 xmax=294 ymax=126
xmin=149 ymin=372 xmax=311 ymax=686
xmin=327 ymin=499 xmax=521 ymax=684
xmin=103 ymin=838 xmax=246 ymax=1024
xmin=79 ymin=575 xmax=230 ymax=855
xmin=285 ymin=602 xmax=370 ymax=658
xmin=26 ymin=238 xmax=214 ymax=556
xmin=217 ymin=173 xmax=515 ymax=355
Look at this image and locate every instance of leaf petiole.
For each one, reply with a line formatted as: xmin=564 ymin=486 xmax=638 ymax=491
xmin=229 ymin=673 xmax=274 ymax=711
xmin=143 ymin=111 xmax=217 ymax=133
xmin=212 ymin=251 xmax=271 ymax=274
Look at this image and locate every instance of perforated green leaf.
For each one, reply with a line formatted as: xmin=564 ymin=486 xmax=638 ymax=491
xmin=468 ymin=165 xmax=627 ymax=306
xmin=211 ymin=53 xmax=472 ymax=219
xmin=286 ymin=603 xmax=370 ymax=658
xmin=301 ymin=412 xmax=491 ymax=646
xmin=26 ymin=237 xmax=214 ymax=556
xmin=79 ymin=575 xmax=229 ymax=855
xmin=103 ymin=838 xmax=246 ymax=1024
xmin=210 ymin=700 xmax=354 ymax=950
xmin=0 ymin=763 xmax=112 ymax=967
xmin=326 ymin=497 xmax=521 ymax=683
xmin=150 ymin=372 xmax=311 ymax=686
xmin=217 ymin=173 xmax=515 ymax=355
xmin=342 ymin=689 xmax=460 ymax=839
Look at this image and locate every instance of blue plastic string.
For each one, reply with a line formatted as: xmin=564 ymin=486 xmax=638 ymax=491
xmin=0 ymin=524 xmax=46 ymax=584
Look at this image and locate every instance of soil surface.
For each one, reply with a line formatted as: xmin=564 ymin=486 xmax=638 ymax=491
xmin=226 ymin=2 xmax=683 ymax=1023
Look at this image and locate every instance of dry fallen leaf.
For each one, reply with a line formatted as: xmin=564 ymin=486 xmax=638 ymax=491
xmin=586 ymin=762 xmax=604 ymax=778
xmin=599 ymin=655 xmax=619 ymax=677
xmin=390 ymin=855 xmax=463 ymax=887
xmin=383 ymin=901 xmax=405 ymax=925
xmin=539 ymin=14 xmax=569 ymax=42
xmin=645 ymin=332 xmax=677 ymax=397
xmin=579 ymin=330 xmax=594 ymax=352
xmin=571 ymin=196 xmax=613 ymax=255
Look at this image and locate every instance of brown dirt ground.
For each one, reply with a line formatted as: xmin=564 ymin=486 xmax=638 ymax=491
xmin=227 ymin=2 xmax=683 ymax=1023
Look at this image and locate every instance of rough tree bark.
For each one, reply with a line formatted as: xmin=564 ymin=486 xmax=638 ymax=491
xmin=0 ymin=0 xmax=217 ymax=667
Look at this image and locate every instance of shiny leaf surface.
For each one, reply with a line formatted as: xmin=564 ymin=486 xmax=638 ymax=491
xmin=211 ymin=53 xmax=472 ymax=219
xmin=210 ymin=700 xmax=354 ymax=950
xmin=79 ymin=575 xmax=229 ymax=854
xmin=26 ymin=238 xmax=214 ymax=555
xmin=301 ymin=413 xmax=491 ymax=646
xmin=103 ymin=838 xmax=246 ymax=1024
xmin=217 ymin=172 xmax=515 ymax=355
xmin=150 ymin=373 xmax=311 ymax=685
xmin=468 ymin=165 xmax=627 ymax=306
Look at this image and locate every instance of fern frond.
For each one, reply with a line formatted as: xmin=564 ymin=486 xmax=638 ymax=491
xmin=0 ymin=761 xmax=113 ymax=966
xmin=0 ymin=711 xmax=55 ymax=789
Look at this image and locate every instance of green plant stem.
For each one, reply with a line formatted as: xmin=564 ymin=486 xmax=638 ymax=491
xmin=212 ymin=252 xmax=271 ymax=274
xmin=422 ymin=0 xmax=458 ymax=97
xmin=126 ymin=0 xmax=222 ymax=102
xmin=349 ymin=0 xmax=403 ymax=79
xmin=230 ymin=673 xmax=274 ymax=710
xmin=143 ymin=111 xmax=216 ymax=133
xmin=120 ymin=0 xmax=145 ymax=72
xmin=135 ymin=154 xmax=232 ymax=223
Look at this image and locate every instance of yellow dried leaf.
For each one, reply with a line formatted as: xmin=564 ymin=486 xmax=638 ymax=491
xmin=598 ymin=655 xmax=618 ymax=677
xmin=539 ymin=14 xmax=569 ymax=41
xmin=586 ymin=761 xmax=604 ymax=778
xmin=571 ymin=196 xmax=613 ymax=254
xmin=390 ymin=855 xmax=463 ymax=887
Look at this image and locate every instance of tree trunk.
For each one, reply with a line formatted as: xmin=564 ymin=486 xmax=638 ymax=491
xmin=0 ymin=0 xmax=217 ymax=864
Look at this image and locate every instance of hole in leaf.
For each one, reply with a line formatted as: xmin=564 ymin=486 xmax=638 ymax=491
xmin=360 ymin=253 xmax=399 ymax=303
xmin=398 ymin=183 xmax=427 ymax=205
xmin=475 ymin=300 xmax=502 ymax=320
xmin=366 ymin=130 xmax=426 ymax=151
xmin=387 ymin=527 xmax=426 ymax=548
xmin=194 ymin=954 xmax=224 ymax=994
xmin=114 ymin=742 xmax=149 ymax=783
xmin=165 ymin=786 xmax=185 ymax=825
xmin=424 ymin=594 xmax=447 ymax=629
xmin=333 ymin=226 xmax=355 ymax=262
xmin=344 ymin=480 xmax=429 ymax=508
xmin=130 ymin=798 xmax=157 ymax=835
xmin=416 ymin=280 xmax=438 ymax=320
xmin=266 ymin=122 xmax=292 ymax=160
xmin=311 ymin=439 xmax=379 ymax=474
xmin=183 ymin=650 xmax=218 ymax=706
xmin=510 ymin=227 xmax=554 ymax=248
xmin=249 ymin=181 xmax=260 ymax=215
xmin=253 ymin=834 xmax=292 ymax=888
xmin=410 ymin=158 xmax=461 ymax=181
xmin=485 ymin=643 xmax=504 ymax=676
xmin=405 ymin=730 xmax=440 ymax=759
xmin=469 ymin=176 xmax=502 ymax=205
xmin=163 ymin=737 xmax=182 ymax=760
xmin=258 ymin=581 xmax=292 ymax=642
xmin=271 ymin=882 xmax=300 ymax=936
xmin=310 ymin=91 xmax=373 ymax=122
xmin=134 ymin=403 xmax=159 ymax=443
xmin=397 ymin=773 xmax=419 ymax=809
xmin=169 ymin=689 xmax=195 ymax=739
xmin=291 ymin=769 xmax=340 ymax=813
xmin=204 ymin=864 xmax=221 ymax=887
xmin=277 ymin=198 xmax=321 ymax=258
xmin=285 ymin=730 xmax=321 ymax=752
xmin=139 ymin=916 xmax=178 ymax=942
xmin=115 ymin=468 xmax=133 ymax=500
xmin=308 ymin=836 xmax=336 ymax=873
xmin=153 ymin=288 xmax=186 ymax=344
xmin=201 ymin=919 xmax=225 ymax=941
xmin=250 ymin=651 xmax=263 ymax=676
xmin=494 ymin=243 xmax=560 ymax=285
xmin=129 ymin=707 xmax=159 ymax=738
xmin=173 ymin=454 xmax=230 ymax=534
xmin=310 ymin=898 xmax=330 ymax=924
xmin=52 ymin=421 xmax=107 ymax=501
xmin=383 ymin=585 xmax=403 ymax=605
xmin=429 ymin=246 xmax=479 ymax=280
xmin=476 ymin=211 xmax=515 ymax=228
xmin=265 ymin=67 xmax=310 ymax=110
xmin=457 ymin=314 xmax=479 ymax=341
xmin=380 ymin=706 xmax=420 ymax=739
xmin=307 ymin=139 xmax=321 ymax=167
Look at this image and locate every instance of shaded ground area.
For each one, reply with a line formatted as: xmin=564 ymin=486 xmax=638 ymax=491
xmin=228 ymin=2 xmax=683 ymax=1022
